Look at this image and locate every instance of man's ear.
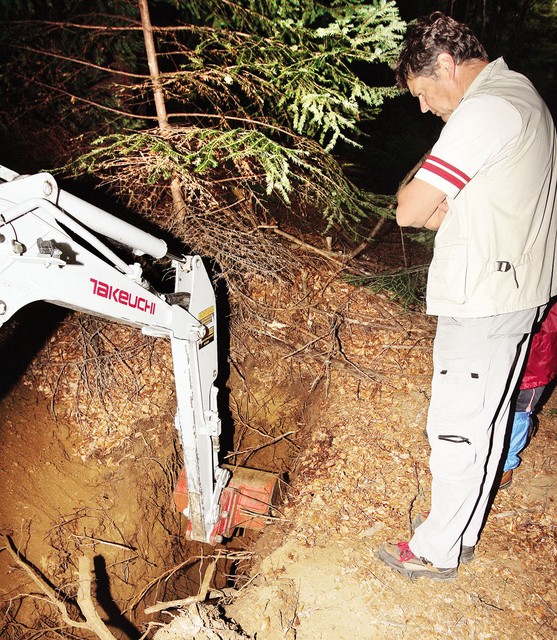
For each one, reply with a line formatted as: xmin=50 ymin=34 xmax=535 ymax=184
xmin=435 ymin=53 xmax=456 ymax=79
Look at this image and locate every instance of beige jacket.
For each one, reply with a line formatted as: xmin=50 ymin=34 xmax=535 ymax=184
xmin=426 ymin=58 xmax=557 ymax=318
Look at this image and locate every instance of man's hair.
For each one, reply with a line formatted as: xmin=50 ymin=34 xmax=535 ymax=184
xmin=394 ymin=12 xmax=489 ymax=88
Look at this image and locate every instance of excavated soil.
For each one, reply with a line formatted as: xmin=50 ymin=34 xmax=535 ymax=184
xmin=0 ymin=267 xmax=556 ymax=640
xmin=227 ymin=361 xmax=557 ymax=640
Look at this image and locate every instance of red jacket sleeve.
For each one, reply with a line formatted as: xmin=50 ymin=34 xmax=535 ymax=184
xmin=520 ymin=302 xmax=557 ymax=389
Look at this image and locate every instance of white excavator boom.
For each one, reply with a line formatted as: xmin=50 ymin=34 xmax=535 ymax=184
xmin=0 ymin=165 xmax=276 ymax=544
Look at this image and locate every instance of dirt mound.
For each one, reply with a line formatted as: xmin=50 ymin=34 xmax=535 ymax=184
xmin=0 ymin=271 xmax=555 ymax=639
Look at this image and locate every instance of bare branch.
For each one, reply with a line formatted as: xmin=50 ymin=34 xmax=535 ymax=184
xmin=9 ymin=44 xmax=148 ymax=79
xmin=1 ymin=535 xmax=89 ymax=631
xmin=2 ymin=19 xmax=251 ymax=36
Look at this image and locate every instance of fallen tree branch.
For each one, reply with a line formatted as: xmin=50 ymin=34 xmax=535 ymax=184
xmin=347 ymin=217 xmax=388 ymax=261
xmin=1 ymin=535 xmax=118 ymax=640
xmin=259 ymin=225 xmax=346 ymax=266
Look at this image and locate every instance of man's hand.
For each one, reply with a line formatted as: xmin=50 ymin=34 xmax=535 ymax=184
xmin=424 ymin=199 xmax=448 ymax=230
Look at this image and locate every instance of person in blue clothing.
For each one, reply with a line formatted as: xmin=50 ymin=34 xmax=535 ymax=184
xmin=500 ymin=300 xmax=557 ymax=489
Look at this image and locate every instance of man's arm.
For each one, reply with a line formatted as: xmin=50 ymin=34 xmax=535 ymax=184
xmin=396 ymin=177 xmax=448 ymax=229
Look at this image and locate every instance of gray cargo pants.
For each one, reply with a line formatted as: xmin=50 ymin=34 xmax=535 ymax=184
xmin=409 ymin=307 xmax=540 ymax=568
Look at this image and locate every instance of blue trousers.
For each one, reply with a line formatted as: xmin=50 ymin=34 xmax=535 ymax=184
xmin=504 ymin=412 xmax=531 ymax=472
xmin=504 ymin=386 xmax=544 ymax=471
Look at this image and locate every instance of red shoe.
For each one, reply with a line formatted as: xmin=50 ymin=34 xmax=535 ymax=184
xmin=378 ymin=541 xmax=457 ymax=581
xmin=412 ymin=511 xmax=475 ymax=563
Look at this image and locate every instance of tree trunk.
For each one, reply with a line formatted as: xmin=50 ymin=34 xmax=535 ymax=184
xmin=138 ymin=0 xmax=169 ymax=130
xmin=138 ymin=0 xmax=189 ymax=222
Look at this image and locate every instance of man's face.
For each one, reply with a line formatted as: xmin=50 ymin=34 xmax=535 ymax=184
xmin=407 ymin=73 xmax=458 ymax=122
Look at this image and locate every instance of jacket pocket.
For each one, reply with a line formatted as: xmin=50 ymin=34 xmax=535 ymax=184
xmin=427 ymin=241 xmax=468 ymax=305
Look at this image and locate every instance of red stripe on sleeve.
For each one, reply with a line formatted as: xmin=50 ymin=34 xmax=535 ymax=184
xmin=427 ymin=155 xmax=471 ymax=182
xmin=421 ymin=161 xmax=467 ymax=191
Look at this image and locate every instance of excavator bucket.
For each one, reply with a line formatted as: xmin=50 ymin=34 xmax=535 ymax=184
xmin=174 ymin=466 xmax=279 ymax=543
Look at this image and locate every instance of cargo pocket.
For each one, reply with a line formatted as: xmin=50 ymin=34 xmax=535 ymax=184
xmin=427 ymin=241 xmax=468 ymax=305
xmin=430 ymin=362 xmax=489 ymax=419
xmin=430 ymin=432 xmax=478 ymax=477
xmin=428 ymin=360 xmax=488 ymax=476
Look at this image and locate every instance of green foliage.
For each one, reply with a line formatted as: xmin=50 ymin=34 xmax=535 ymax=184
xmin=70 ymin=128 xmax=308 ymax=201
xmin=0 ymin=0 xmax=406 ymax=154
xmin=67 ymin=127 xmax=394 ymax=230
xmin=163 ymin=0 xmax=405 ymax=151
xmin=346 ymin=264 xmax=428 ymax=309
xmin=1 ymin=0 xmax=406 ymax=238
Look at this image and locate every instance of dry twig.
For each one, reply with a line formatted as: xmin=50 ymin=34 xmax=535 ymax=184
xmin=143 ymin=558 xmax=217 ymax=614
xmin=224 ymin=430 xmax=297 ymax=459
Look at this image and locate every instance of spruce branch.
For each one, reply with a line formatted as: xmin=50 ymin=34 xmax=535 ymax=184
xmin=4 ymin=0 xmax=406 ymax=302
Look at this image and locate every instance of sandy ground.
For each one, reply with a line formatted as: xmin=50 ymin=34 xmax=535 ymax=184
xmin=227 ymin=385 xmax=557 ymax=639
xmin=0 ymin=275 xmax=555 ymax=639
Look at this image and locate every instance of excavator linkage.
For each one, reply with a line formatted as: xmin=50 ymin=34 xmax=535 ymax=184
xmin=0 ymin=164 xmax=277 ymax=544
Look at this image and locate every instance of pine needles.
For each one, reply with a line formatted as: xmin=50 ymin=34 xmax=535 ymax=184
xmin=346 ymin=265 xmax=429 ymax=309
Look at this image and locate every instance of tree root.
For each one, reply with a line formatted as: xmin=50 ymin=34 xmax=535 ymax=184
xmin=1 ymin=534 xmax=118 ymax=640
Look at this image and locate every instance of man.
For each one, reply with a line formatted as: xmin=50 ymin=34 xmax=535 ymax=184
xmin=378 ymin=13 xmax=557 ymax=580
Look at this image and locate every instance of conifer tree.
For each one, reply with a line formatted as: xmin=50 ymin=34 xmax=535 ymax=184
xmin=1 ymin=0 xmax=406 ymax=285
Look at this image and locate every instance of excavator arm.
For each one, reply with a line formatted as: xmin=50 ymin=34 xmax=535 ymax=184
xmin=0 ymin=165 xmax=275 ymax=544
